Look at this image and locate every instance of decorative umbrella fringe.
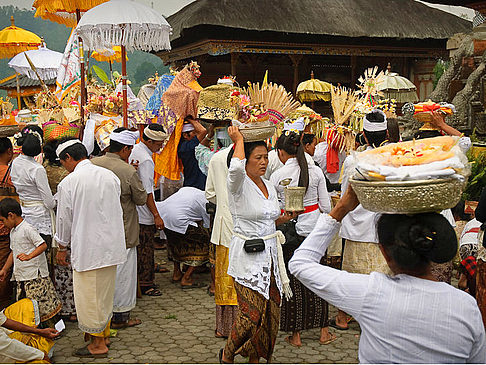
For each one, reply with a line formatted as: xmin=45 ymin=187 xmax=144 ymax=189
xmin=76 ymin=24 xmax=172 ymax=52
xmin=381 ymin=90 xmax=418 ymax=103
xmin=9 ymin=67 xmax=57 ymax=80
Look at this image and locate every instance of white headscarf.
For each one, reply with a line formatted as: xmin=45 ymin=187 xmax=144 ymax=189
xmin=110 ymin=130 xmax=139 ymax=146
xmin=283 ymin=117 xmax=306 ymax=132
xmin=363 ymin=110 xmax=387 ymax=132
xmin=56 ymin=139 xmax=83 ymax=157
xmin=182 ymin=123 xmax=195 ymax=133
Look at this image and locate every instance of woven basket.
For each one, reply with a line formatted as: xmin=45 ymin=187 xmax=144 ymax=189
xmin=350 ymin=178 xmax=466 ymax=214
xmin=239 ymin=125 xmax=276 ymax=142
xmin=0 ymin=125 xmax=20 ymax=138
xmin=43 ymin=122 xmax=81 ymax=142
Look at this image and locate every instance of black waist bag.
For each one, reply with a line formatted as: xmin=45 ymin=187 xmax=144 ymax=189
xmin=244 ymin=239 xmax=265 ymax=253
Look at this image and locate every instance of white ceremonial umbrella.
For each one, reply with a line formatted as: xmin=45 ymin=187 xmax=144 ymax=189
xmin=75 ymin=0 xmax=172 ymax=127
xmin=8 ymin=43 xmax=63 ymax=80
xmin=376 ymin=66 xmax=418 ymax=103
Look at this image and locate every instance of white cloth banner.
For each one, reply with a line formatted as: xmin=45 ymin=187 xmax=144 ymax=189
xmin=55 ymin=30 xmax=81 ymax=102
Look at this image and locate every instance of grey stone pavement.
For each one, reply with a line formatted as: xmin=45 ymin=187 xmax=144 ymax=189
xmin=51 ymin=250 xmax=360 ymax=364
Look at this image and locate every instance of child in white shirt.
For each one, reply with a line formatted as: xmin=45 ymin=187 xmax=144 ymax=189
xmin=0 ymin=198 xmax=61 ymax=326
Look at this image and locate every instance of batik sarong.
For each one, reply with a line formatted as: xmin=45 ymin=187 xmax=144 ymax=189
xmin=278 ymin=222 xmax=329 ymax=332
xmin=224 ymin=274 xmax=281 ymax=362
xmin=137 ymin=224 xmax=156 ymax=289
xmin=165 ymin=222 xmax=209 ymax=267
xmin=16 ymin=276 xmax=61 ymax=323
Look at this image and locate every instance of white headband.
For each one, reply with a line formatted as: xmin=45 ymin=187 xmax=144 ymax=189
xmin=110 ymin=130 xmax=139 ymax=146
xmin=143 ymin=127 xmax=168 ymax=142
xmin=363 ymin=110 xmax=387 ymax=132
xmin=56 ymin=139 xmax=82 ymax=157
xmin=182 ymin=123 xmax=195 ymax=133
xmin=283 ymin=117 xmax=306 ymax=132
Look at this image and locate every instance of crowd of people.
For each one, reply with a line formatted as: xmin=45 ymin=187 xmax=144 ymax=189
xmin=0 ymin=106 xmax=484 ymax=364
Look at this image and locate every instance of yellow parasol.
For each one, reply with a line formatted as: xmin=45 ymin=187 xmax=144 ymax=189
xmin=33 ymin=0 xmax=109 ymax=28
xmin=0 ymin=16 xmax=42 ymax=108
xmin=91 ymin=46 xmax=124 ymax=63
xmin=0 ymin=16 xmax=42 ymax=58
xmin=296 ymin=71 xmax=332 ymax=103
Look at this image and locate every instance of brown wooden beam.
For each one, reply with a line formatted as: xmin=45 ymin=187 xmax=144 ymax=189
xmin=289 ymin=54 xmax=303 ymax=94
xmin=350 ymin=55 xmax=357 ymax=86
xmin=230 ymin=53 xmax=239 ymax=76
xmin=158 ymin=39 xmax=448 ymax=64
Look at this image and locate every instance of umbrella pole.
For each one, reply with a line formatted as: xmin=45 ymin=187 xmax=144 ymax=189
xmin=15 ymin=73 xmax=21 ymax=110
xmin=121 ymin=45 xmax=128 ymax=128
xmin=24 ymin=53 xmax=58 ymax=105
xmin=76 ymin=9 xmax=86 ymax=125
xmin=109 ymin=61 xmax=113 ymax=86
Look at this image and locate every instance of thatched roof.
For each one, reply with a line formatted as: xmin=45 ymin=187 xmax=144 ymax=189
xmin=168 ymin=0 xmax=471 ymax=44
xmin=0 ymin=74 xmax=55 ymax=90
xmin=424 ymin=1 xmax=479 ymax=5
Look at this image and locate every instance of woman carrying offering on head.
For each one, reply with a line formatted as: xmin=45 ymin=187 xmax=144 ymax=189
xmin=219 ymin=126 xmax=296 ymax=364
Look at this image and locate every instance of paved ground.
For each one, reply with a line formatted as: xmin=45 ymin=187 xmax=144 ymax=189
xmin=51 ymin=251 xmax=360 ymax=364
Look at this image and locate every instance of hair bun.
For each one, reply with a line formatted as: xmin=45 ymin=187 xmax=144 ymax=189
xmin=288 ymin=132 xmax=300 ymax=144
xmin=408 ymin=224 xmax=436 ymax=256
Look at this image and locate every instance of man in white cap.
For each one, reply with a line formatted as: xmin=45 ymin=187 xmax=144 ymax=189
xmin=332 ymin=110 xmax=390 ymax=331
xmin=129 ymin=123 xmax=168 ymax=297
xmin=54 ymin=138 xmax=126 ymax=358
xmin=92 ymin=127 xmax=147 ymax=329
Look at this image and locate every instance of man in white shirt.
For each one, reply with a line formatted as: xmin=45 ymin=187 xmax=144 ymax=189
xmin=129 ymin=124 xmax=168 ymax=297
xmin=92 ymin=129 xmax=147 ymax=329
xmin=156 ymin=187 xmax=210 ymax=287
xmin=55 ymin=139 xmax=126 ymax=358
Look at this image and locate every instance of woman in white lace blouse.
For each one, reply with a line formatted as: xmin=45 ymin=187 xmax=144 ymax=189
xmin=11 ymin=126 xmax=56 ymax=239
xmin=219 ymin=126 xmax=295 ymax=364
xmin=290 ymin=188 xmax=485 ymax=364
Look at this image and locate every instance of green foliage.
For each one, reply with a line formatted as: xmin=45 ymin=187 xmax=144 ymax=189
xmin=164 ymin=314 xmax=177 ymax=320
xmin=0 ymin=6 xmax=169 ymax=96
xmin=433 ymin=59 xmax=449 ymax=89
xmin=91 ymin=65 xmax=111 ymax=85
xmin=463 ymin=149 xmax=486 ymax=201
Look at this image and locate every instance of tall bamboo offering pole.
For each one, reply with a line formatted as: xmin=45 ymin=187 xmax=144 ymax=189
xmin=121 ymin=44 xmax=128 ymax=128
xmin=76 ymin=9 xmax=86 ymax=125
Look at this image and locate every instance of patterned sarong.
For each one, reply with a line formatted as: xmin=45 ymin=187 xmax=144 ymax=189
xmin=16 ymin=276 xmax=61 ymax=323
xmin=224 ymin=274 xmax=281 ymax=362
xmin=137 ymin=224 xmax=156 ymax=289
xmin=165 ymin=223 xmax=209 ymax=267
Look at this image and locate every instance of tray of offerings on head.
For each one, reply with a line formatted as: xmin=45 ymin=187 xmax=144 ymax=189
xmin=349 ymin=136 xmax=470 ymax=214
